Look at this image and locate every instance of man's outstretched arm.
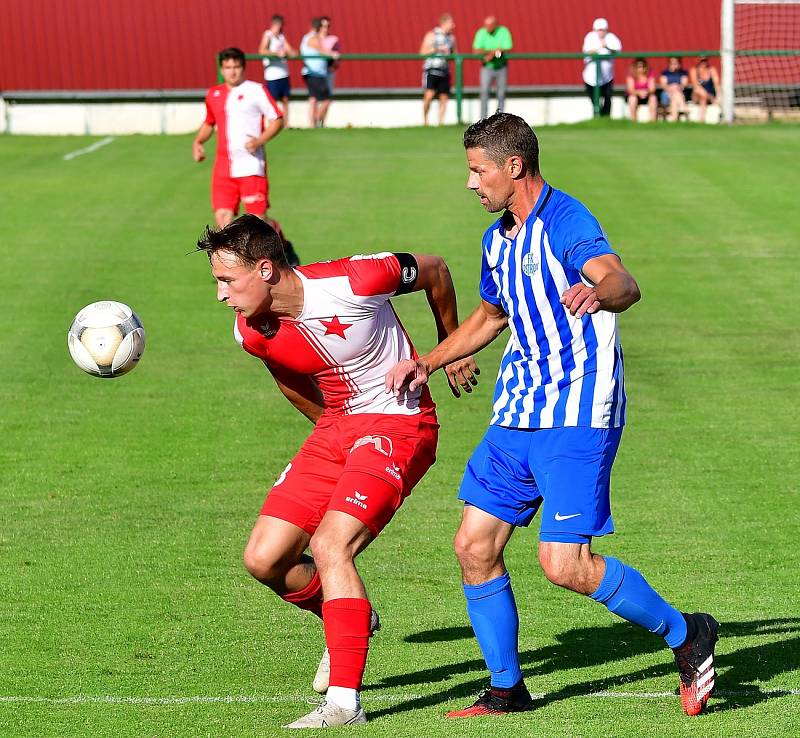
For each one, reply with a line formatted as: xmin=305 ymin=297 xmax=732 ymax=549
xmin=404 ymin=253 xmax=480 ymax=396
xmin=386 ymin=299 xmax=508 ymax=398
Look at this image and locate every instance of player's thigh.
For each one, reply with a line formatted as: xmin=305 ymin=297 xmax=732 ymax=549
xmin=244 ymin=514 xmax=312 ymax=574
xmin=458 ymin=424 xmax=541 ymax=528
xmin=237 ymin=175 xmax=268 ymax=215
xmin=211 ymin=173 xmax=239 ymax=213
xmin=332 ymin=414 xmax=439 ymax=536
xmin=261 ymin=420 xmax=344 ymax=536
xmin=531 ymin=426 xmax=623 ymax=544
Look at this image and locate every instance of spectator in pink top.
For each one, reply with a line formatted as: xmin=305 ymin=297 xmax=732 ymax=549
xmin=626 ymin=57 xmax=657 ymax=122
xmin=319 ymin=16 xmax=341 ymax=126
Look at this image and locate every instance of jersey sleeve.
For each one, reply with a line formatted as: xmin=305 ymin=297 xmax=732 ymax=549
xmin=257 ymin=85 xmax=283 ymax=121
xmin=345 ymin=253 xmax=404 ymax=298
xmin=479 ymin=244 xmax=502 ymax=306
xmin=549 ymin=200 xmax=617 ymax=273
xmin=204 ymin=91 xmax=216 ymax=126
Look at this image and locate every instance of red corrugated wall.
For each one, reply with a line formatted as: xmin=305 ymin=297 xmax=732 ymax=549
xmin=0 ymin=0 xmax=720 ymax=90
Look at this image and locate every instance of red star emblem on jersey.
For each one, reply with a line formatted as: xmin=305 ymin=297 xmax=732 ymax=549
xmin=319 ymin=315 xmax=352 ymax=339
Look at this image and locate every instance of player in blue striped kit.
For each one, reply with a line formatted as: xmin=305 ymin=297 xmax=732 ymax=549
xmin=386 ymin=113 xmax=718 ymax=718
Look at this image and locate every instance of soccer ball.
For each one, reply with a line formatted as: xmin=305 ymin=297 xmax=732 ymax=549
xmin=67 ymin=300 xmax=145 ymax=378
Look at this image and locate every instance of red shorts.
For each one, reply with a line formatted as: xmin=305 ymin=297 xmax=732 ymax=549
xmin=261 ymin=411 xmax=439 ymax=537
xmin=211 ymin=173 xmax=269 ymax=215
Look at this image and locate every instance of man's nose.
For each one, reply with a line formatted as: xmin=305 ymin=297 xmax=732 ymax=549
xmin=216 ymin=283 xmax=228 ymax=302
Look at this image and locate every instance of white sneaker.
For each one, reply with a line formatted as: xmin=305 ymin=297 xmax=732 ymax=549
xmin=312 ymin=608 xmax=381 ymax=694
xmin=283 ymin=700 xmax=367 ymax=729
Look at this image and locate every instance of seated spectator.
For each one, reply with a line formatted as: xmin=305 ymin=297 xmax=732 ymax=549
xmin=659 ymin=56 xmax=689 ymax=121
xmin=690 ymin=57 xmax=721 ymax=123
xmin=626 ymin=57 xmax=657 ymax=122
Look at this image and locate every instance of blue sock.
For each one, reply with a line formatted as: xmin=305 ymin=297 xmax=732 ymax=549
xmin=590 ymin=556 xmax=688 ymax=649
xmin=463 ymin=572 xmax=523 ymax=688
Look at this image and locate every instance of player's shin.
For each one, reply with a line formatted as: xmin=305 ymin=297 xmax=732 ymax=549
xmin=322 ymin=598 xmax=373 ymax=709
xmin=590 ymin=556 xmax=687 ymax=648
xmin=464 ymin=571 xmax=523 ymax=688
xmin=281 ymin=569 xmax=324 ymax=618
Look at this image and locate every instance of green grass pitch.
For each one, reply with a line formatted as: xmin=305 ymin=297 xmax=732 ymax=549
xmin=1 ymin=121 xmax=799 ymax=737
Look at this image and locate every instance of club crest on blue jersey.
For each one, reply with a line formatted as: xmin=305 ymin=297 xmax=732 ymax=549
xmin=522 ymin=252 xmax=539 ymax=276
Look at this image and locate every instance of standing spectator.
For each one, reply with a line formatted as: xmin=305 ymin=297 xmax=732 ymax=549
xmin=582 ymin=17 xmax=622 ymax=117
xmin=420 ymin=13 xmax=457 ymax=126
xmin=300 ymin=18 xmax=338 ymax=128
xmin=319 ymin=16 xmax=342 ymax=103
xmin=690 ymin=57 xmax=721 ymax=122
xmin=258 ymin=14 xmax=296 ymax=128
xmin=626 ymin=57 xmax=657 ymax=122
xmin=192 ymin=48 xmax=283 ymax=229
xmin=472 ymin=15 xmax=513 ymax=119
xmin=659 ymin=56 xmax=689 ymax=121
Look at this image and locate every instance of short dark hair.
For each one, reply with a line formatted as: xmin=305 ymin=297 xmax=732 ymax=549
xmin=196 ymin=215 xmax=289 ymax=268
xmin=271 ymin=14 xmax=284 ymax=25
xmin=311 ymin=17 xmax=323 ymax=31
xmin=463 ymin=113 xmax=540 ymax=176
xmin=218 ymin=47 xmax=246 ymax=67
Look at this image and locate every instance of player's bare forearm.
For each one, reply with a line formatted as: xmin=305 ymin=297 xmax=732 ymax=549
xmin=424 ymin=301 xmax=507 ymax=374
xmin=271 ymin=367 xmax=325 ymax=424
xmin=561 ymin=254 xmax=641 ymax=317
xmin=193 ymin=123 xmax=214 ymax=161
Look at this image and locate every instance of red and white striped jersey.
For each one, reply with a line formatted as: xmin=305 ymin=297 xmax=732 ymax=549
xmin=234 ymin=253 xmax=435 ymax=417
xmin=204 ymin=80 xmax=282 ymax=178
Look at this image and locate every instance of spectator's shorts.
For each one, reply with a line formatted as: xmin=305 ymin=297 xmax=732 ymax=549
xmin=424 ymin=71 xmax=451 ymax=95
xmin=266 ymin=76 xmax=290 ymax=100
xmin=304 ymin=74 xmax=331 ymax=101
xmin=211 ymin=173 xmax=268 ymax=215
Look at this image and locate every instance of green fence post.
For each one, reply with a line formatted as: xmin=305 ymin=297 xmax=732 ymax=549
xmin=593 ymin=55 xmax=601 ymax=116
xmin=216 ymin=54 xmax=222 ymax=84
xmin=455 ymin=54 xmax=464 ymax=125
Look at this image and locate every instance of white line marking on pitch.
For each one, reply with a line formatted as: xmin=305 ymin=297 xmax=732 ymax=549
xmin=0 ymin=689 xmax=798 ymax=706
xmin=63 ymin=137 xmax=115 ymax=161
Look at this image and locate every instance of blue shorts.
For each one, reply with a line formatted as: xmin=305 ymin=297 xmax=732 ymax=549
xmin=266 ymin=77 xmax=290 ymax=100
xmin=458 ymin=425 xmax=623 ymax=544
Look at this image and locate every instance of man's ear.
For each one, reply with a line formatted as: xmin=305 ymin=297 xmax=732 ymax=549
xmin=508 ymin=155 xmax=525 ymax=179
xmin=257 ymin=259 xmax=273 ymax=280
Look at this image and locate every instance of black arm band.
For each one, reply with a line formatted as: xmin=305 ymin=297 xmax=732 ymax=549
xmin=393 ymin=252 xmax=419 ymax=295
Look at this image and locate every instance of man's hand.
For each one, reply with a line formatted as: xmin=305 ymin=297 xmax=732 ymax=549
xmin=444 ymin=357 xmax=480 ymax=398
xmin=192 ymin=140 xmax=206 ymax=162
xmin=561 ymin=283 xmax=600 ymax=318
xmin=385 ymin=359 xmax=430 ymax=398
xmin=244 ymin=136 xmax=261 ymax=154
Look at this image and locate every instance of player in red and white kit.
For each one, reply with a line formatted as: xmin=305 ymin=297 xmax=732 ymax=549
xmin=197 ymin=215 xmax=476 ymax=728
xmin=193 ymin=47 xmax=284 ymax=229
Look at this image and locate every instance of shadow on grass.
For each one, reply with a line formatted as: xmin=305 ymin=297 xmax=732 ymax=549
xmin=366 ymin=617 xmax=800 ymax=719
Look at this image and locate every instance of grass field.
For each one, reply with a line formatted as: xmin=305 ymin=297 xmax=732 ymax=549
xmin=1 ymin=121 xmax=799 ymax=737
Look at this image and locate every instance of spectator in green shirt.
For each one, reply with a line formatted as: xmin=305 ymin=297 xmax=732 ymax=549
xmin=472 ymin=16 xmax=513 ymax=119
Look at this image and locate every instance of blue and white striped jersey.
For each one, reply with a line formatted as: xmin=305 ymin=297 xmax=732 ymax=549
xmin=479 ymin=182 xmax=626 ymax=429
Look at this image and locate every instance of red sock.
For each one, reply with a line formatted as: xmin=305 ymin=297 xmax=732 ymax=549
xmin=281 ymin=571 xmax=323 ymax=618
xmin=322 ymin=598 xmax=372 ymax=690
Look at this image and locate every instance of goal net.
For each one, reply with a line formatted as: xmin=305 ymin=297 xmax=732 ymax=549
xmin=722 ymin=0 xmax=800 ymax=121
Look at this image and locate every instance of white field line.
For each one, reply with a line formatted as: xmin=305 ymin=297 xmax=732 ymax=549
xmin=63 ymin=137 xmax=114 ymax=161
xmin=0 ymin=689 xmax=798 ymax=706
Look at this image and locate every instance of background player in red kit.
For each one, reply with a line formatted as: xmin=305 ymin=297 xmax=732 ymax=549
xmin=197 ymin=214 xmax=475 ymax=728
xmin=192 ymin=47 xmax=284 ymax=229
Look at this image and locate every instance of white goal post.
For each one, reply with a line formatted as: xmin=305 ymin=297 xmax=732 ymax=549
xmin=721 ymin=0 xmax=800 ymax=122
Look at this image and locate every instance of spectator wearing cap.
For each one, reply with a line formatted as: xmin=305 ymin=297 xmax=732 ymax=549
xmin=582 ymin=17 xmax=622 ymax=117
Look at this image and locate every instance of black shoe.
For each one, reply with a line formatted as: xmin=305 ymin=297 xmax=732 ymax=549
xmin=284 ymin=240 xmax=301 ymax=267
xmin=673 ymin=612 xmax=719 ymax=715
xmin=446 ymin=680 xmax=534 ymax=718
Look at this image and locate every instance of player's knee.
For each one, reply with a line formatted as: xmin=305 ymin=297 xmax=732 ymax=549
xmin=453 ymin=528 xmax=496 ymax=572
xmin=538 ymin=547 xmax=578 ymax=589
xmin=242 ymin=542 xmax=287 ymax=586
xmin=309 ymin=531 xmax=352 ymax=572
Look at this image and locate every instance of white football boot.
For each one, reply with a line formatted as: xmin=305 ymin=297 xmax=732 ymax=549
xmin=312 ymin=608 xmax=381 ymax=694
xmin=283 ymin=700 xmax=367 ymax=729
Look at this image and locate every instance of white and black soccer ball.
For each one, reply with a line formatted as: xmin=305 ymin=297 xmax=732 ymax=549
xmin=67 ymin=300 xmax=145 ymax=378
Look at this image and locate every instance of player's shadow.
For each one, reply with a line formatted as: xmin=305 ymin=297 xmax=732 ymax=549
xmin=365 ymin=617 xmax=800 ymax=719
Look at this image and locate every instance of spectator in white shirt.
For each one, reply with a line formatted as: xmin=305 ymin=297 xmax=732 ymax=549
xmin=582 ymin=18 xmax=622 ymax=117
